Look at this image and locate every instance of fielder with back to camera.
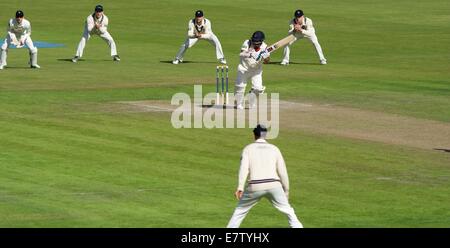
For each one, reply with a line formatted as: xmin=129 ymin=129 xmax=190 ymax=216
xmin=281 ymin=9 xmax=327 ymax=65
xmin=72 ymin=5 xmax=120 ymax=63
xmin=0 ymin=10 xmax=40 ymax=70
xmin=227 ymin=124 xmax=303 ymax=228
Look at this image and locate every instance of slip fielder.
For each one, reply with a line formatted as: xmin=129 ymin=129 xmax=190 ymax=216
xmin=227 ymin=125 xmax=303 ymax=228
xmin=281 ymin=9 xmax=327 ymax=65
xmin=172 ymin=10 xmax=226 ymax=65
xmin=72 ymin=5 xmax=120 ymax=63
xmin=0 ymin=10 xmax=40 ymax=70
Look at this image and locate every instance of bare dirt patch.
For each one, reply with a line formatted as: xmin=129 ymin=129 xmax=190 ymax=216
xmin=113 ymin=100 xmax=450 ymax=151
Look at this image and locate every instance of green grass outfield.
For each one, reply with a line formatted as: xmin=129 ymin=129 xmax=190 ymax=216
xmin=0 ymin=0 xmax=449 ymax=227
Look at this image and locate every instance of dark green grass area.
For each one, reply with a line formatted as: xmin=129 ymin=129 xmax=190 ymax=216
xmin=0 ymin=0 xmax=449 ymax=227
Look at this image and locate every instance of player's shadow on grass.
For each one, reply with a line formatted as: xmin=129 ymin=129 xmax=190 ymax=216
xmin=265 ymin=61 xmax=321 ymax=66
xmin=57 ymin=58 xmax=85 ymax=62
xmin=2 ymin=66 xmax=33 ymax=69
xmin=160 ymin=60 xmax=217 ymax=64
xmin=434 ymin=148 xmax=450 ymax=153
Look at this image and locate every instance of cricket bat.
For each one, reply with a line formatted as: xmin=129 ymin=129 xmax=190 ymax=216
xmin=265 ymin=34 xmax=296 ymax=53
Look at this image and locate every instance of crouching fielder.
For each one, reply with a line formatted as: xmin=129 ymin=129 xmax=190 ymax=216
xmin=281 ymin=9 xmax=327 ymax=65
xmin=172 ymin=10 xmax=226 ymax=65
xmin=234 ymin=31 xmax=270 ymax=109
xmin=227 ymin=125 xmax=303 ymax=228
xmin=0 ymin=10 xmax=40 ymax=70
xmin=72 ymin=5 xmax=120 ymax=62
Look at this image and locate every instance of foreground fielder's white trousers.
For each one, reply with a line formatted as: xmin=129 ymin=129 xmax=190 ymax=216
xmin=175 ymin=34 xmax=225 ymax=60
xmin=76 ymin=29 xmax=118 ymax=57
xmin=227 ymin=187 xmax=303 ymax=228
xmin=281 ymin=33 xmax=326 ymax=63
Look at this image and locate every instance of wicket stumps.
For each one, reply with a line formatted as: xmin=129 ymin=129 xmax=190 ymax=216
xmin=216 ymin=65 xmax=229 ymax=106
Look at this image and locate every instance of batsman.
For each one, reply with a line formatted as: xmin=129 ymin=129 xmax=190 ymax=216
xmin=0 ymin=10 xmax=40 ymax=70
xmin=234 ymin=31 xmax=270 ymax=109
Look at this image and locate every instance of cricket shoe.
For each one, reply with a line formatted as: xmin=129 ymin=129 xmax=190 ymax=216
xmin=0 ymin=65 xmax=4 ymax=70
xmin=172 ymin=59 xmax=182 ymax=65
xmin=280 ymin=60 xmax=289 ymax=66
xmin=72 ymin=56 xmax=79 ymax=63
xmin=320 ymin=59 xmax=327 ymax=65
xmin=30 ymin=64 xmax=40 ymax=69
xmin=113 ymin=55 xmax=121 ymax=62
xmin=219 ymin=58 xmax=227 ymax=64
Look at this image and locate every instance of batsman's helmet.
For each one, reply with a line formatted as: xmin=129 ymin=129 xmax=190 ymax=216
xmin=95 ymin=5 xmax=104 ymax=12
xmin=16 ymin=10 xmax=24 ymax=18
xmin=251 ymin=31 xmax=265 ymax=45
xmin=253 ymin=124 xmax=268 ymax=137
xmin=294 ymin=9 xmax=304 ymax=17
xmin=195 ymin=10 xmax=204 ymax=17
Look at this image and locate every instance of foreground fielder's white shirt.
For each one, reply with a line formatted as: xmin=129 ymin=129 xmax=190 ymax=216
xmin=8 ymin=18 xmax=31 ymax=41
xmin=187 ymin=18 xmax=213 ymax=39
xmin=238 ymin=40 xmax=268 ymax=72
xmin=86 ymin=14 xmax=109 ymax=35
xmin=238 ymin=139 xmax=290 ymax=193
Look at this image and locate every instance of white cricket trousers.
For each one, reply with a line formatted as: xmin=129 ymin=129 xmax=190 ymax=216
xmin=281 ymin=33 xmax=326 ymax=63
xmin=75 ymin=29 xmax=118 ymax=57
xmin=234 ymin=68 xmax=264 ymax=108
xmin=227 ymin=187 xmax=303 ymax=228
xmin=175 ymin=34 xmax=225 ymax=60
xmin=1 ymin=35 xmax=38 ymax=66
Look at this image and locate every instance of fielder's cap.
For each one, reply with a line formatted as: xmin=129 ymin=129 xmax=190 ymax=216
xmin=16 ymin=10 xmax=24 ymax=18
xmin=251 ymin=31 xmax=265 ymax=44
xmin=95 ymin=5 xmax=104 ymax=12
xmin=195 ymin=10 xmax=204 ymax=17
xmin=253 ymin=124 xmax=268 ymax=137
xmin=294 ymin=9 xmax=304 ymax=17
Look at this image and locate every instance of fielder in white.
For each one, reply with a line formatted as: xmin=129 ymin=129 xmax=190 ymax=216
xmin=72 ymin=5 xmax=120 ymax=63
xmin=172 ymin=10 xmax=226 ymax=65
xmin=0 ymin=10 xmax=40 ymax=70
xmin=227 ymin=125 xmax=303 ymax=228
xmin=281 ymin=9 xmax=327 ymax=65
xmin=235 ymin=31 xmax=270 ymax=110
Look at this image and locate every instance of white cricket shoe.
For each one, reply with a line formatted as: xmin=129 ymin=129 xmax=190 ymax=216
xmin=113 ymin=55 xmax=121 ymax=62
xmin=320 ymin=59 xmax=327 ymax=65
xmin=280 ymin=60 xmax=289 ymax=66
xmin=0 ymin=65 xmax=4 ymax=70
xmin=219 ymin=58 xmax=227 ymax=64
xmin=72 ymin=56 xmax=79 ymax=63
xmin=31 ymin=64 xmax=40 ymax=69
xmin=172 ymin=59 xmax=181 ymax=65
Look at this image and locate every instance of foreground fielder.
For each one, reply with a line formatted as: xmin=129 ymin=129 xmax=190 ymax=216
xmin=0 ymin=10 xmax=40 ymax=70
xmin=235 ymin=31 xmax=270 ymax=109
xmin=172 ymin=10 xmax=226 ymax=65
xmin=281 ymin=9 xmax=327 ymax=65
xmin=227 ymin=125 xmax=303 ymax=228
xmin=72 ymin=5 xmax=120 ymax=63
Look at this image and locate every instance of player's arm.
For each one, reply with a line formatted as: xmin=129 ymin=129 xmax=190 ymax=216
xmin=275 ymin=148 xmax=290 ymax=198
xmin=87 ymin=16 xmax=95 ymax=32
xmin=288 ymin=22 xmax=295 ymax=34
xmin=300 ymin=18 xmax=315 ymax=36
xmin=239 ymin=41 xmax=251 ymax=58
xmin=200 ymin=20 xmax=212 ymax=39
xmin=19 ymin=22 xmax=31 ymax=45
xmin=187 ymin=21 xmax=197 ymax=38
xmin=236 ymin=148 xmax=250 ymax=199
